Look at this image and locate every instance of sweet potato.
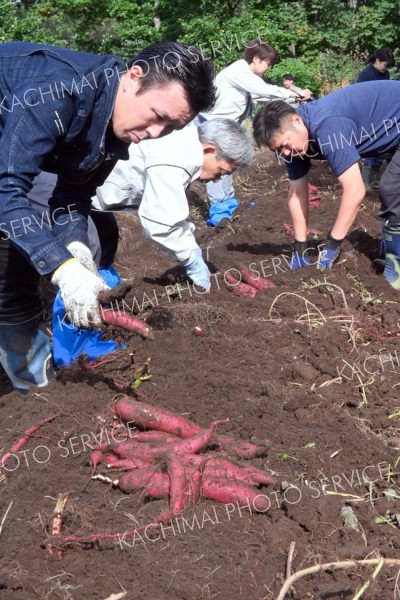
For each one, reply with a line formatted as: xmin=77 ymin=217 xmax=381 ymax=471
xmin=133 ymin=431 xmax=180 ymax=445
xmin=109 ymin=439 xmax=163 ymax=461
xmin=171 ymin=419 xmax=229 ymax=456
xmin=213 ymin=434 xmax=269 ymax=459
xmin=187 ymin=462 xmax=205 ymax=506
xmin=103 ymin=453 xmax=150 ymax=470
xmin=239 ymin=265 xmax=276 ymax=290
xmin=185 ymin=458 xmax=255 ymax=485
xmin=203 ymin=458 xmax=274 ymax=486
xmin=183 ymin=455 xmax=274 ymax=486
xmin=100 ymin=308 xmax=154 ymax=340
xmin=113 ymin=397 xmax=202 ymax=438
xmin=114 ymin=396 xmax=269 ymax=459
xmin=118 ymin=467 xmax=169 ymax=498
xmin=89 ymin=450 xmax=103 ymax=470
xmin=202 ymin=478 xmax=270 ymax=511
xmin=225 ymin=271 xmax=257 ymax=298
xmin=0 ymin=414 xmax=57 ymax=469
xmin=112 ymin=419 xmax=227 ymax=460
xmin=166 ymin=455 xmax=187 ymax=516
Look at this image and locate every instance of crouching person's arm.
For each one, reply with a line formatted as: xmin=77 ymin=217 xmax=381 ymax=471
xmin=287 ymin=176 xmax=311 ymax=270
xmin=332 ymin=163 xmax=366 ymax=240
xmin=138 ymin=167 xmax=210 ymax=292
xmin=318 ymin=163 xmax=366 ymax=270
xmin=139 ymin=216 xmax=211 ymax=292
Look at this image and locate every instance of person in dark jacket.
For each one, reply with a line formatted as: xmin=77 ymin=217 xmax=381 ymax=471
xmin=357 ymin=48 xmax=394 ymax=83
xmin=357 ymin=48 xmax=395 ymax=189
xmin=0 ymin=40 xmax=216 ymax=394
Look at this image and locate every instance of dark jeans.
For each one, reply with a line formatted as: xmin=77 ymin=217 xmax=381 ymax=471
xmin=364 ymin=155 xmax=386 ymax=172
xmin=0 ymin=172 xmax=119 ymax=323
xmin=379 ymin=146 xmax=400 ymax=224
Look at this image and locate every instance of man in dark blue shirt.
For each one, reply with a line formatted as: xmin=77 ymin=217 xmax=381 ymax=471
xmin=253 ymin=81 xmax=400 ymax=288
xmin=0 ymin=41 xmax=216 ymax=394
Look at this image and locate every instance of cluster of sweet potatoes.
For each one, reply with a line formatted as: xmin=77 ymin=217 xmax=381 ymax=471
xmin=225 ymin=265 xmax=277 ymax=298
xmin=91 ymin=396 xmax=275 ymax=520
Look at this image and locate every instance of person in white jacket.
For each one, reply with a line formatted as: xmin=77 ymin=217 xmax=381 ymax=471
xmin=91 ymin=119 xmax=254 ymax=291
xmin=199 ymin=39 xmax=311 ymax=209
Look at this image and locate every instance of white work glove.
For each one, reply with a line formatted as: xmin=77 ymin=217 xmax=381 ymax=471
xmin=51 ymin=259 xmax=110 ymax=328
xmin=182 ymin=248 xmax=211 ymax=292
xmin=66 ymin=241 xmax=98 ymax=274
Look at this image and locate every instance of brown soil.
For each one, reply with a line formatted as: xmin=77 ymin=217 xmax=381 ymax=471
xmin=1 ymin=149 xmax=400 ymax=600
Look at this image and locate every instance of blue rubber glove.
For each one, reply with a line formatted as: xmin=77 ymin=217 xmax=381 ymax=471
xmin=290 ymin=241 xmax=310 ymax=270
xmin=317 ymin=232 xmax=343 ymax=270
xmin=182 ymin=248 xmax=211 ymax=291
xmin=290 ymin=252 xmax=310 ymax=270
xmin=207 ymin=198 xmax=239 ymax=227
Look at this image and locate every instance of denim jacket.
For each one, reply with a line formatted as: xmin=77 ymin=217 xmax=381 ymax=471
xmin=0 ymin=42 xmax=129 ymax=275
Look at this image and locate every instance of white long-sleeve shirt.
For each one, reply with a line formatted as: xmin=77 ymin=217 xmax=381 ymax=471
xmin=201 ymin=59 xmax=292 ymax=122
xmin=91 ymin=123 xmax=203 ymax=264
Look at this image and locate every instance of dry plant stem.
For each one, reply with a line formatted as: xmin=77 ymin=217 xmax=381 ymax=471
xmin=268 ymin=292 xmax=326 ymax=323
xmin=351 ymin=558 xmax=384 ymax=600
xmin=276 ymin=558 xmax=400 ymax=600
xmin=285 ymin=541 xmax=296 ymax=579
xmin=0 ymin=501 xmax=13 ymax=537
xmin=394 ymin=567 xmax=400 ymax=600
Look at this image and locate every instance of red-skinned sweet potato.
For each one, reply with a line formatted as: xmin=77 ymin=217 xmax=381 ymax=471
xmin=89 ymin=450 xmax=103 ymax=470
xmin=202 ymin=477 xmax=270 ymax=511
xmin=103 ymin=453 xmax=150 ymax=469
xmin=213 ymin=434 xmax=269 ymax=459
xmin=100 ymin=308 xmax=154 ymax=340
xmin=171 ymin=419 xmax=229 ymax=456
xmin=0 ymin=415 xmax=57 ymax=469
xmin=133 ymin=431 xmax=180 ymax=445
xmin=113 ymin=397 xmax=201 ymax=438
xmin=239 ymin=265 xmax=276 ymax=290
xmin=225 ymin=271 xmax=257 ymax=298
xmin=108 ymin=439 xmax=163 ymax=461
xmin=118 ymin=467 xmax=169 ymax=498
xmin=183 ymin=455 xmax=274 ymax=486
xmin=113 ymin=396 xmax=269 ymax=459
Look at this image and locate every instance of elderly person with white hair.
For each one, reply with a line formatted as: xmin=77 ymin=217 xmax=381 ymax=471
xmin=92 ymin=119 xmax=254 ymax=291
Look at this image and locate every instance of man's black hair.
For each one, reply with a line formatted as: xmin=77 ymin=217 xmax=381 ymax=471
xmin=253 ymin=100 xmax=297 ymax=148
xmin=283 ymin=73 xmax=294 ymax=81
xmin=127 ymin=41 xmax=217 ymax=114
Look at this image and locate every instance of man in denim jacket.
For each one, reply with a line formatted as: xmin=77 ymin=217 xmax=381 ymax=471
xmin=0 ymin=40 xmax=216 ymax=393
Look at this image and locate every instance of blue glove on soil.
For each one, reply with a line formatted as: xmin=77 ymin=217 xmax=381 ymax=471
xmin=317 ymin=232 xmax=343 ymax=270
xmin=182 ymin=249 xmax=211 ymax=291
xmin=207 ymin=198 xmax=239 ymax=227
xmin=290 ymin=241 xmax=311 ymax=270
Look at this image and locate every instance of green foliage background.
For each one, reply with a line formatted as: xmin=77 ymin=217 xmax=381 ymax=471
xmin=1 ymin=0 xmax=399 ymax=95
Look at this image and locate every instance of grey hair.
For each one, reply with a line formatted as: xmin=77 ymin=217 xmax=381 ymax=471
xmin=198 ymin=119 xmax=254 ymax=169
